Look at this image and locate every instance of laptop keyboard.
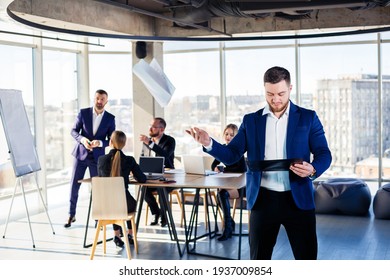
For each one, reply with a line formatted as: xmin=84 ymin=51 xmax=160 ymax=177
xmin=146 ymin=175 xmax=163 ymax=180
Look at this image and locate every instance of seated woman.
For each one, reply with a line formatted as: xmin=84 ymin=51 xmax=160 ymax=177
xmin=211 ymin=124 xmax=247 ymax=241
xmin=97 ymin=130 xmax=147 ymax=247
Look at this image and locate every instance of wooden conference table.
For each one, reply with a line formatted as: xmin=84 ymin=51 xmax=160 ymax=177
xmin=132 ymin=171 xmax=247 ymax=260
xmin=81 ymin=171 xmax=246 ymax=259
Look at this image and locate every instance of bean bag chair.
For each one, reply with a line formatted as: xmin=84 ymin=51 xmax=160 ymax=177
xmin=314 ymin=178 xmax=371 ymax=216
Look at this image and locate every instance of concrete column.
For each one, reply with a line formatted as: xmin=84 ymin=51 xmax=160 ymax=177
xmin=32 ymin=32 xmax=47 ymax=206
xmin=132 ymin=41 xmax=164 ymax=160
xmin=77 ymin=39 xmax=90 ymax=109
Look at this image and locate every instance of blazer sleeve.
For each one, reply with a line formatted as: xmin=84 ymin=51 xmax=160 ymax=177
xmin=128 ymin=156 xmax=147 ymax=183
xmin=70 ymin=109 xmax=87 ymax=143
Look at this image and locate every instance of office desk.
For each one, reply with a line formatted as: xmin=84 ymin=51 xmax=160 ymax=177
xmin=133 ymin=172 xmax=246 ymax=260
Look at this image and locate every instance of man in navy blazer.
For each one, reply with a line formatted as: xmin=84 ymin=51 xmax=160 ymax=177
xmin=64 ymin=89 xmax=115 ymax=228
xmin=186 ymin=66 xmax=332 ymax=260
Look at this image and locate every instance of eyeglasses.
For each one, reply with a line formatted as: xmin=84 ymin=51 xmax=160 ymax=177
xmin=149 ymin=125 xmax=163 ymax=129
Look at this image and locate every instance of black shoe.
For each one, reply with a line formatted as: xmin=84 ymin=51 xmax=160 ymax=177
xmin=64 ymin=216 xmax=76 ymax=228
xmin=114 ymin=236 xmax=124 ymax=248
xmin=150 ymin=213 xmax=160 ymax=226
xmin=128 ymin=234 xmax=134 ymax=245
xmin=217 ymin=219 xmax=234 ymax=241
xmin=160 ymin=213 xmax=168 ymax=227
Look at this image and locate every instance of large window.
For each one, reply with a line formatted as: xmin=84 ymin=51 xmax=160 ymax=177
xmin=89 ymin=39 xmax=133 ymax=154
xmin=164 ymin=43 xmax=221 ymax=155
xmin=43 ymin=50 xmax=78 ymax=186
xmin=301 ymin=41 xmax=379 ymax=179
xmin=225 ymin=44 xmax=296 ymax=128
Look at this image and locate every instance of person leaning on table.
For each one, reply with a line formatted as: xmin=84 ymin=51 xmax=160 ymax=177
xmin=186 ymin=66 xmax=332 ymax=260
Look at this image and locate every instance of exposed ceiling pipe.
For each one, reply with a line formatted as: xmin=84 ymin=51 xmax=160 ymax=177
xmin=95 ymin=0 xmax=232 ymax=36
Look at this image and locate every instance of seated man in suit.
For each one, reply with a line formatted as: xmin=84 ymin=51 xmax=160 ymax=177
xmin=139 ymin=117 xmax=176 ymax=227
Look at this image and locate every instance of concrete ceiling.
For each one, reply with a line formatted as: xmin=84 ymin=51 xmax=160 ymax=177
xmin=3 ymin=0 xmax=390 ymax=40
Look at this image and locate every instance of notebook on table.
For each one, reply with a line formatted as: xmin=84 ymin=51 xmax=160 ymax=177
xmin=181 ymin=154 xmax=218 ymax=176
xmin=139 ymin=156 xmax=165 ymax=180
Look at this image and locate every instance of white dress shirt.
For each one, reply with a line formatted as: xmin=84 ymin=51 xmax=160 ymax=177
xmin=92 ymin=108 xmax=105 ymax=147
xmin=261 ymin=102 xmax=291 ymax=192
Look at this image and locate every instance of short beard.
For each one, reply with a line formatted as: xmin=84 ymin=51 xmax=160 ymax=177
xmin=149 ymin=132 xmax=159 ymax=138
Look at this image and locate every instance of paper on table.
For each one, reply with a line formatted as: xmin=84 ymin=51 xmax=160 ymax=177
xmin=164 ymin=169 xmax=185 ymax=174
xmin=132 ymin=58 xmax=175 ymax=107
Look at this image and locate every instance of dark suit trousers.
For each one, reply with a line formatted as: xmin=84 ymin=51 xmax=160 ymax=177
xmin=144 ymin=187 xmax=175 ymax=215
xmin=249 ymin=187 xmax=317 ymax=260
xmin=69 ymin=153 xmax=98 ymax=217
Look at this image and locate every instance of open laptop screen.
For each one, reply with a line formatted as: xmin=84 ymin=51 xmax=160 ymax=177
xmin=139 ymin=156 xmax=165 ymax=177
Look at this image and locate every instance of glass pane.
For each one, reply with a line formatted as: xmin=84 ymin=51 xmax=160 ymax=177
xmin=0 ymin=21 xmax=34 ymax=45
xmin=300 ymin=43 xmax=379 ymax=181
xmin=0 ymin=44 xmax=33 ymax=196
xmin=89 ymin=53 xmax=133 ymax=154
xmin=164 ymin=41 xmax=219 ymax=52
xmin=43 ymin=50 xmax=77 ymax=187
xmin=89 ymin=38 xmax=132 ymax=52
xmin=42 ymin=31 xmax=82 ymax=51
xmin=164 ymin=50 xmax=221 ymax=155
xmin=382 ymin=41 xmax=390 ymax=181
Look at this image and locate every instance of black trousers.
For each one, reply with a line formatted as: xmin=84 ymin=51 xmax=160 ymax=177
xmin=249 ymin=187 xmax=317 ymax=260
xmin=144 ymin=187 xmax=174 ymax=215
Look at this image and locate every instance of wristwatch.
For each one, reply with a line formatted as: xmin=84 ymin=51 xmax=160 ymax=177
xmin=148 ymin=139 xmax=153 ymax=146
xmin=308 ymin=168 xmax=316 ymax=180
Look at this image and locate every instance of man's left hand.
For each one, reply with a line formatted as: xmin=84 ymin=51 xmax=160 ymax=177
xmin=290 ymin=161 xmax=315 ymax=178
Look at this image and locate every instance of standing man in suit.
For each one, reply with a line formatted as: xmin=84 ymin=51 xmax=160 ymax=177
xmin=139 ymin=117 xmax=176 ymax=227
xmin=186 ymin=66 xmax=332 ymax=260
xmin=64 ymin=89 xmax=115 ymax=228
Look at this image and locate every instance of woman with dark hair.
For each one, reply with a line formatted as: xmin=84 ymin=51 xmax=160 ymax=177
xmin=211 ymin=124 xmax=247 ymax=241
xmin=97 ymin=130 xmax=147 ymax=247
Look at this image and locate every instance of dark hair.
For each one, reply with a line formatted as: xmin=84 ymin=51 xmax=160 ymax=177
xmin=109 ymin=130 xmax=127 ymax=177
xmin=154 ymin=117 xmax=166 ymax=129
xmin=224 ymin=123 xmax=238 ymax=135
xmin=95 ymin=89 xmax=108 ymax=96
xmin=263 ymin=66 xmax=291 ymax=86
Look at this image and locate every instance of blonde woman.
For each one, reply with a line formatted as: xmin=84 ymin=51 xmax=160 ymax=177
xmin=211 ymin=124 xmax=247 ymax=241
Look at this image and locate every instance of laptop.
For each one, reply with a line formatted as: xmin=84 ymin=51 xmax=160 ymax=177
xmin=181 ymin=155 xmax=218 ymax=176
xmin=139 ymin=156 xmax=165 ymax=180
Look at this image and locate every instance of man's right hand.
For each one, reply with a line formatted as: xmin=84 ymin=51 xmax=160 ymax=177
xmin=81 ymin=138 xmax=92 ymax=151
xmin=185 ymin=127 xmax=211 ymax=147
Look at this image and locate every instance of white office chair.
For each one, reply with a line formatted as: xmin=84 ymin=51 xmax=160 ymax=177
xmin=90 ymin=176 xmax=138 ymax=260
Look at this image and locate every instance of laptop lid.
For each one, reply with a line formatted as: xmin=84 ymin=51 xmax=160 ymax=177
xmin=181 ymin=155 xmax=217 ymax=175
xmin=139 ymin=156 xmax=165 ymax=176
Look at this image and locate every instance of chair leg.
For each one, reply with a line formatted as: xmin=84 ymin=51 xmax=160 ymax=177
xmin=130 ymin=216 xmax=138 ymax=254
xmin=90 ymin=220 xmax=102 ymax=260
xmin=120 ymin=220 xmax=131 ymax=260
xmin=232 ymin=198 xmax=237 ymax=220
xmin=172 ymin=190 xmax=184 ymax=227
xmin=103 ymin=225 xmax=107 ymax=254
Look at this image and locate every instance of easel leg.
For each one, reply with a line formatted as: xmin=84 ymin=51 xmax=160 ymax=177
xmin=20 ymin=179 xmax=36 ymax=248
xmin=3 ymin=175 xmax=56 ymax=248
xmin=2 ymin=178 xmax=19 ymax=239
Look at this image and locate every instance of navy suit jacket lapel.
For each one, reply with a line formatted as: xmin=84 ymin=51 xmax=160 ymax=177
xmin=286 ymin=102 xmax=300 ymax=158
xmin=85 ymin=107 xmax=94 ymax=136
xmin=255 ymin=109 xmax=267 ymax=160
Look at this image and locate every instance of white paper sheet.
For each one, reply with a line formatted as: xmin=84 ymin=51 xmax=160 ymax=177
xmin=133 ymin=58 xmax=175 ymax=107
